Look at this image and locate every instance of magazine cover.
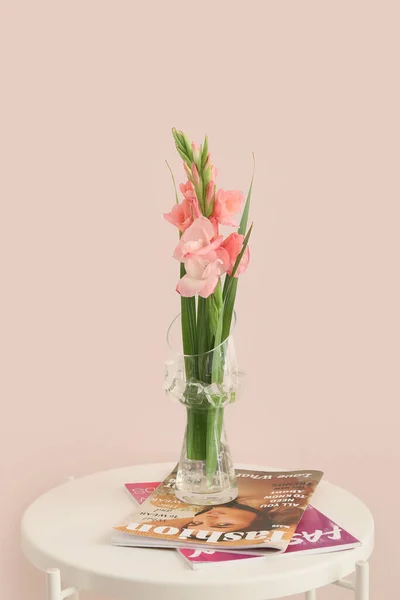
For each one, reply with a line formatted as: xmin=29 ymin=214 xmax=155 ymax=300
xmin=124 ymin=479 xmax=361 ymax=568
xmin=113 ymin=467 xmax=323 ymax=551
xmin=179 ymin=505 xmax=361 ymax=568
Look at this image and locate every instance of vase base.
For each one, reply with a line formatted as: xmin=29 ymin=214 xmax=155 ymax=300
xmin=175 ymin=418 xmax=238 ymax=506
xmin=175 ymin=482 xmax=238 ymax=506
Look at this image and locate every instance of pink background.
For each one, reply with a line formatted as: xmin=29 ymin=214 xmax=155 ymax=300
xmin=1 ymin=1 xmax=399 ymax=598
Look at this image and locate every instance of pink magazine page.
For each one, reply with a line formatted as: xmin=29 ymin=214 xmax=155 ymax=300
xmin=124 ymin=482 xmax=160 ymax=505
xmin=124 ymin=481 xmax=360 ymax=568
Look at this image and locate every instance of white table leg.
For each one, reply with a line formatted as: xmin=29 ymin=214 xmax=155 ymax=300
xmin=305 ymin=590 xmax=316 ymax=600
xmin=47 ymin=569 xmax=62 ymax=600
xmin=355 ymin=560 xmax=369 ymax=600
xmin=333 ymin=559 xmax=369 ymax=599
xmin=46 ymin=568 xmax=79 ymax=600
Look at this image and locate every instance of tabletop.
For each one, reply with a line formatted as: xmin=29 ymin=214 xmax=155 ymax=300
xmin=21 ymin=462 xmax=374 ymax=600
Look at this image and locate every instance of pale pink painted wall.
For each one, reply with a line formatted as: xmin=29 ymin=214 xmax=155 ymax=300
xmin=1 ymin=1 xmax=399 ymax=598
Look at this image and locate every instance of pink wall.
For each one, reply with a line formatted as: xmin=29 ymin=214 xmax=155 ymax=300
xmin=1 ymin=1 xmax=399 ymax=598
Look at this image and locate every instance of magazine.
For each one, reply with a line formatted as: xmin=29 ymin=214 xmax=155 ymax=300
xmin=124 ymin=479 xmax=361 ymax=569
xmin=124 ymin=482 xmax=161 ymax=505
xmin=112 ymin=467 xmax=323 ymax=551
xmin=179 ymin=505 xmax=361 ymax=568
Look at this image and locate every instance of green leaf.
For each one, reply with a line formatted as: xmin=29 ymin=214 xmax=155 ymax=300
xmin=206 ymin=406 xmax=224 ymax=483
xmin=238 ymin=152 xmax=255 ymax=236
xmin=221 ymin=276 xmax=237 ymax=344
xmin=211 ymin=311 xmax=225 ymax=384
xmin=215 ymin=156 xmax=256 ymax=371
xmin=231 ymin=223 xmax=253 ymax=279
xmin=187 ymin=407 xmax=207 ymax=460
xmin=208 ymin=280 xmax=222 ymax=342
xmin=222 ymin=154 xmax=255 ymax=302
xmin=165 ymin=161 xmax=179 ymax=204
xmin=180 ymin=262 xmax=197 ymax=380
xmin=221 ymin=224 xmax=253 ymax=342
xmin=197 ymin=296 xmax=210 ymax=383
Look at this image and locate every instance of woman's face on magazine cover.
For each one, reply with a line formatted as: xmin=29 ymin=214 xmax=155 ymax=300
xmin=186 ymin=506 xmax=256 ymax=533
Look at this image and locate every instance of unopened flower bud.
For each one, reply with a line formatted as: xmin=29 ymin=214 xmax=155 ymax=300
xmin=205 ymin=181 xmax=215 ymax=210
xmin=204 ymin=181 xmax=216 ymax=217
xmin=192 ymin=142 xmax=201 ymax=168
xmin=184 ymin=162 xmax=193 ymax=181
xmin=191 ymin=163 xmax=200 ymax=186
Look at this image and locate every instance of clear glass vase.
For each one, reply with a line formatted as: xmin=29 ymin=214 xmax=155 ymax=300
xmin=165 ymin=313 xmax=240 ymax=505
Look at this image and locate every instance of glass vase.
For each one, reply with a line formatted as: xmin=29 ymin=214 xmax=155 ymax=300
xmin=165 ymin=313 xmax=240 ymax=505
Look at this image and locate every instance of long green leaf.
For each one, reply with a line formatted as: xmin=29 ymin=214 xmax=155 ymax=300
xmin=223 ymin=155 xmax=255 ymax=302
xmin=187 ymin=407 xmax=207 ymax=460
xmin=180 ymin=265 xmax=198 ymax=380
xmin=238 ymin=152 xmax=255 ymax=236
xmin=197 ymin=296 xmax=212 ymax=383
xmin=165 ymin=161 xmax=179 ymax=204
xmin=231 ymin=223 xmax=253 ymax=279
xmin=221 ymin=224 xmax=253 ymax=342
xmin=206 ymin=406 xmax=224 ymax=483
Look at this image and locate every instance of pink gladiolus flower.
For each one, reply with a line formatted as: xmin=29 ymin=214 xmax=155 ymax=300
xmin=179 ymin=180 xmax=201 ymax=218
xmin=221 ymin=232 xmax=250 ymax=277
xmin=236 ymin=244 xmax=250 ymax=276
xmin=180 ymin=180 xmax=196 ymax=201
xmin=212 ymin=189 xmax=245 ymax=226
xmin=176 ymin=257 xmax=220 ymax=298
xmin=173 ymin=217 xmax=224 ymax=262
xmin=176 ymin=249 xmax=229 ymax=298
xmin=210 ymin=216 xmax=219 ymax=238
xmin=163 ymin=198 xmax=194 ymax=233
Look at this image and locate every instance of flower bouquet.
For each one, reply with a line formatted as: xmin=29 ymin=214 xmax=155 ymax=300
xmin=164 ymin=129 xmax=253 ymax=505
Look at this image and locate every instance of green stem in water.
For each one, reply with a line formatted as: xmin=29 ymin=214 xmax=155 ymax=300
xmin=186 ymin=407 xmax=208 ymax=460
xmin=180 ymin=263 xmax=198 ymax=380
xmin=206 ymin=406 xmax=224 ymax=483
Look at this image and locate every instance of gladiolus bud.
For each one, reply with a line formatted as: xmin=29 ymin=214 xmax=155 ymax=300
xmin=192 ymin=142 xmax=201 ymax=169
xmin=191 ymin=164 xmax=200 ymax=186
xmin=203 ymin=165 xmax=211 ymax=188
xmin=182 ymin=132 xmax=193 ymax=161
xmin=184 ymin=162 xmax=193 ymax=181
xmin=201 ymin=135 xmax=209 ymax=169
xmin=205 ymin=181 xmax=215 ymax=217
xmin=202 ymin=155 xmax=217 ymax=189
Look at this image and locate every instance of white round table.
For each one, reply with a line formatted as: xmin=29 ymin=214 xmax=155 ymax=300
xmin=21 ymin=462 xmax=374 ymax=600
